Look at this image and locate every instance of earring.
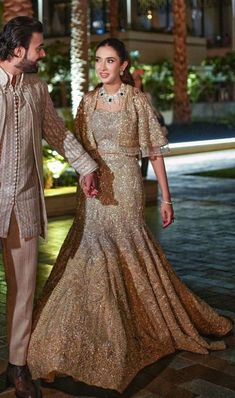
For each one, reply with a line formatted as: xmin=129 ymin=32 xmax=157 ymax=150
xmin=120 ymin=70 xmax=124 ymax=76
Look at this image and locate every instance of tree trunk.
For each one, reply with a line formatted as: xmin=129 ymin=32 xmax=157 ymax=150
xmin=109 ymin=0 xmax=119 ymax=37
xmin=3 ymin=0 xmax=33 ymax=23
xmin=172 ymin=0 xmax=191 ymax=123
xmin=71 ymin=0 xmax=89 ymax=116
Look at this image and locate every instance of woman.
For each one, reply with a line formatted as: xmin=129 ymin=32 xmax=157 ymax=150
xmin=27 ymin=38 xmax=232 ymax=393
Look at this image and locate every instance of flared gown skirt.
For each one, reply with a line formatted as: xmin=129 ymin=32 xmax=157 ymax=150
xmin=27 ymin=154 xmax=233 ymax=392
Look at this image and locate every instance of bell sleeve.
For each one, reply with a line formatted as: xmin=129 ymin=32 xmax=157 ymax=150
xmin=133 ymin=91 xmax=169 ymax=157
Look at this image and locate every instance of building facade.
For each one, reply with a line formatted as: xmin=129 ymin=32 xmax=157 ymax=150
xmin=0 ymin=0 xmax=234 ymax=64
xmin=34 ymin=0 xmax=234 ymax=65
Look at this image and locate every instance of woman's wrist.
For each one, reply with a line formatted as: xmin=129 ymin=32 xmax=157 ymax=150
xmin=161 ymin=199 xmax=173 ymax=205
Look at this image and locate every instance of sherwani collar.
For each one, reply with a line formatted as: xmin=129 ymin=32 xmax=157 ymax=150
xmin=0 ymin=66 xmax=24 ymax=90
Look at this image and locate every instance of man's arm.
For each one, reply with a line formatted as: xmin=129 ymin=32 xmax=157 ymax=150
xmin=41 ymin=83 xmax=98 ymax=196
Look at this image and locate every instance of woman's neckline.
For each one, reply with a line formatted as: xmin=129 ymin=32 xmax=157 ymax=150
xmin=93 ymin=83 xmax=127 ymax=114
xmin=94 ymin=108 xmax=121 ymax=114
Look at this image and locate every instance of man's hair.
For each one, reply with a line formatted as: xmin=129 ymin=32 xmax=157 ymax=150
xmin=0 ymin=16 xmax=43 ymax=61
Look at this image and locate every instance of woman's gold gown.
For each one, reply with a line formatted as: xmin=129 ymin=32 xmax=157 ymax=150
xmin=28 ymin=109 xmax=232 ymax=393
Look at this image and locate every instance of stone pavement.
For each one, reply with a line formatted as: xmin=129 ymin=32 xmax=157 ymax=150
xmin=0 ymin=149 xmax=234 ymax=398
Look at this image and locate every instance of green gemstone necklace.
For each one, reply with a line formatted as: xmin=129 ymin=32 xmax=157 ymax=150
xmin=99 ymin=84 xmax=125 ymax=104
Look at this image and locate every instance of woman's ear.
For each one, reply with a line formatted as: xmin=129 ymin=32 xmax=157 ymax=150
xmin=121 ymin=60 xmax=129 ymax=73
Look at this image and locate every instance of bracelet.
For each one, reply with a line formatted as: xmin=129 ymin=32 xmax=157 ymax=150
xmin=161 ymin=200 xmax=173 ymax=205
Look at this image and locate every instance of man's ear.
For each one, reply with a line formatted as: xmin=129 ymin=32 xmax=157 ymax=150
xmin=13 ymin=46 xmax=26 ymax=58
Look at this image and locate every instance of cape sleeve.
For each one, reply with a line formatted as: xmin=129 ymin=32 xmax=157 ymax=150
xmin=74 ymin=93 xmax=98 ymax=152
xmin=133 ymin=90 xmax=169 ymax=157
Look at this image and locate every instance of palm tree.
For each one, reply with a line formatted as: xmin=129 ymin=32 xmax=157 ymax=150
xmin=71 ymin=0 xmax=89 ymax=116
xmin=109 ymin=0 xmax=119 ymax=37
xmin=3 ymin=0 xmax=33 ymax=22
xmin=139 ymin=0 xmax=191 ymax=123
xmin=172 ymin=0 xmax=191 ymax=123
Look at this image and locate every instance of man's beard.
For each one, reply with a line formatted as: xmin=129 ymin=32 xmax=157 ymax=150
xmin=16 ymin=58 xmax=39 ymax=73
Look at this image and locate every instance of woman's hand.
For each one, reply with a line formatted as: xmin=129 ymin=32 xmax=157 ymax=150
xmin=160 ymin=202 xmax=174 ymax=228
xmin=150 ymin=156 xmax=174 ymax=228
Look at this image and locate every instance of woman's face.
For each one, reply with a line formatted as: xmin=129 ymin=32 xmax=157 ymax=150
xmin=95 ymin=45 xmax=127 ymax=85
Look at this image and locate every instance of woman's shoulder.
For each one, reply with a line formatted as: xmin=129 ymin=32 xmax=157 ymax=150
xmin=126 ymin=86 xmax=150 ymax=108
xmin=125 ymin=84 xmax=148 ymax=101
xmin=83 ymin=87 xmax=99 ymax=100
xmin=124 ymin=84 xmax=141 ymax=96
xmin=80 ymin=87 xmax=99 ymax=110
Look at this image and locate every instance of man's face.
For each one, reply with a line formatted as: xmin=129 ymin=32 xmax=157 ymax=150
xmin=16 ymin=32 xmax=46 ymax=73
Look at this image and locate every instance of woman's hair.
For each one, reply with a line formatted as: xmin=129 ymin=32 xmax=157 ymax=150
xmin=0 ymin=16 xmax=43 ymax=61
xmin=96 ymin=38 xmax=134 ymax=86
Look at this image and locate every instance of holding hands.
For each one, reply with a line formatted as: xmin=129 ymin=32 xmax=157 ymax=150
xmin=81 ymin=171 xmax=99 ymax=198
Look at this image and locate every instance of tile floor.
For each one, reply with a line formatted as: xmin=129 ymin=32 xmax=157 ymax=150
xmin=0 ymin=149 xmax=234 ymax=397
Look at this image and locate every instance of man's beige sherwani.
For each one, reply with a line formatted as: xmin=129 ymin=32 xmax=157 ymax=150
xmin=0 ymin=66 xmax=97 ymax=365
xmin=0 ymin=66 xmax=97 ymax=239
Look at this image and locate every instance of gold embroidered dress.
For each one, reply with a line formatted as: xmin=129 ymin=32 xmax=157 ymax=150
xmin=27 ymin=85 xmax=232 ymax=392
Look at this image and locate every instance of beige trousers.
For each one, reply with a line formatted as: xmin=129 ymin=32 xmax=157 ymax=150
xmin=1 ymin=212 xmax=38 ymax=366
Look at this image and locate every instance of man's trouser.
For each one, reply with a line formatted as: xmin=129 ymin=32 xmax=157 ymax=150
xmin=1 ymin=212 xmax=38 ymax=366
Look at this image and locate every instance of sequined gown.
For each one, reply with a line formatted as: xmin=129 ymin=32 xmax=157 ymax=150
xmin=28 ymin=108 xmax=232 ymax=393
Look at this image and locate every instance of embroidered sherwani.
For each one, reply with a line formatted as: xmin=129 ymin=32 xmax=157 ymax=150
xmin=0 ymin=66 xmax=97 ymax=365
xmin=0 ymin=67 xmax=97 ymax=239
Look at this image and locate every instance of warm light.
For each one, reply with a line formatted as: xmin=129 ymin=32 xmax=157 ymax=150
xmin=127 ymin=0 xmax=132 ymax=26
xmin=147 ymin=10 xmax=152 ymax=20
xmin=37 ymin=0 xmax=43 ymax=22
xmin=47 ymin=160 xmax=67 ymax=179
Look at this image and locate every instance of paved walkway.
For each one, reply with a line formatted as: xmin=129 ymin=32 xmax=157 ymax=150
xmin=0 ymin=149 xmax=234 ymax=397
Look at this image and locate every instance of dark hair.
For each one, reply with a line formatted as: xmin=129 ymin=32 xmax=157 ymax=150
xmin=96 ymin=38 xmax=134 ymax=86
xmin=0 ymin=16 xmax=43 ymax=61
xmin=156 ymin=112 xmax=165 ymax=127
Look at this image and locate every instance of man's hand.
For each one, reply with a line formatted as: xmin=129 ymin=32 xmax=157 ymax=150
xmin=81 ymin=171 xmax=99 ymax=198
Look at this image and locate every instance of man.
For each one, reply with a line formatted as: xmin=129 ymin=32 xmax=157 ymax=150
xmin=0 ymin=16 xmax=98 ymax=398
